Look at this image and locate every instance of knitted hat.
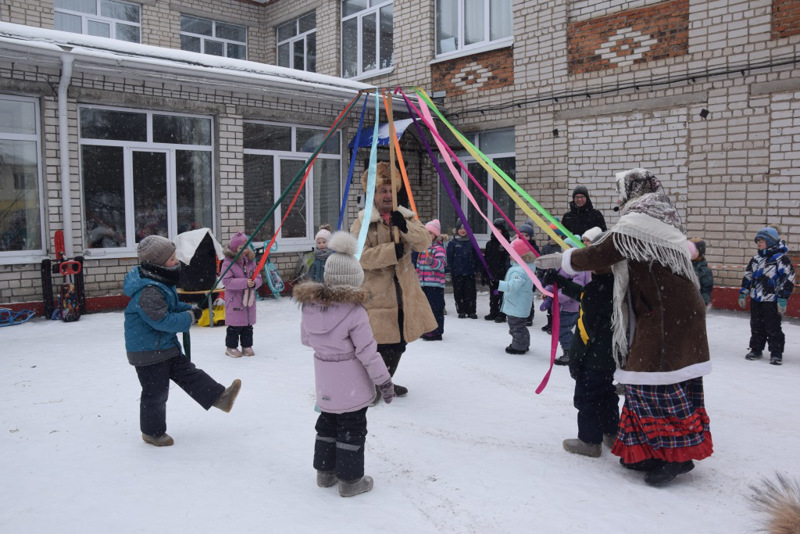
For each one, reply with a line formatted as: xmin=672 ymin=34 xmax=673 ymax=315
xmin=361 ymin=161 xmax=401 ymax=193
xmin=582 ymin=226 xmax=603 ymax=244
xmin=549 ymin=222 xmax=565 ymax=238
xmin=137 ymin=235 xmax=176 ymax=266
xmin=511 ymin=237 xmax=532 ymax=258
xmin=690 ymin=238 xmax=706 ymax=258
xmin=455 ymin=218 xmax=465 ymax=230
xmin=323 ymin=232 xmax=364 ymax=287
xmin=755 ymin=227 xmax=778 ymax=248
xmin=425 ymin=219 xmax=441 ymax=237
xmin=573 ymin=185 xmax=589 ymax=199
xmin=315 ymin=228 xmax=332 ymax=242
xmin=493 ymin=218 xmax=507 ymax=231
xmin=518 ymin=222 xmax=535 ymax=237
xmin=229 ymin=232 xmax=248 ymax=251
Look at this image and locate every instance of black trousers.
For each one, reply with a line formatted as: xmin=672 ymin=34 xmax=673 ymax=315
xmin=749 ymin=301 xmax=785 ymax=354
xmin=573 ymin=367 xmax=620 ymax=445
xmin=226 ymin=325 xmax=254 ymax=348
xmin=314 ymin=407 xmax=368 ymax=481
xmin=378 ymin=342 xmax=406 ymax=376
xmin=452 ymin=274 xmax=477 ymax=315
xmin=422 ymin=286 xmax=445 ymax=336
xmin=489 ymin=280 xmax=504 ymax=318
xmin=135 ymin=355 xmax=225 ymax=437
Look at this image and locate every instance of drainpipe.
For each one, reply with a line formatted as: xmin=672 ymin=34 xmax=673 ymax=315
xmin=58 ymin=53 xmax=74 ymax=257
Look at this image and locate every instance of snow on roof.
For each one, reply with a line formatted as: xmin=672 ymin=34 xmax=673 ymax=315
xmin=0 ymin=21 xmax=375 ymax=101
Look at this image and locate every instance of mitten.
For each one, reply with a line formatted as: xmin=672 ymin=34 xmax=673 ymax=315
xmin=777 ymin=298 xmax=788 ymax=315
xmin=191 ymin=306 xmax=204 ymax=321
xmin=738 ymin=294 xmax=747 ymax=309
xmin=542 ymin=269 xmax=562 ymax=286
xmin=390 ymin=210 xmax=408 ymax=233
xmin=378 ymin=380 xmax=395 ymax=404
xmin=394 ymin=242 xmax=404 ymax=260
xmin=534 ymin=252 xmax=563 ymax=271
xmin=540 ymin=297 xmax=553 ymax=312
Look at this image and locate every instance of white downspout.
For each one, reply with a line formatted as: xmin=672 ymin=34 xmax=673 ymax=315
xmin=58 ymin=53 xmax=74 ymax=257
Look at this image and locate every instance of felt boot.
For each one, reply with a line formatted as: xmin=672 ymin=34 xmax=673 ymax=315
xmin=339 ymin=476 xmax=374 ymax=497
xmin=213 ymin=379 xmax=242 ymax=412
xmin=317 ymin=470 xmax=337 ymax=488
xmin=562 ymin=438 xmax=601 ymax=458
xmin=142 ymin=432 xmax=174 ymax=447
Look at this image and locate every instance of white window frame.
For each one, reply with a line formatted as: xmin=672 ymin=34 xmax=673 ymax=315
xmin=179 ymin=15 xmax=247 ymax=59
xmin=341 ymin=0 xmax=393 ymax=79
xmin=54 ymin=0 xmax=141 ymax=42
xmin=439 ymin=129 xmax=515 ymax=246
xmin=276 ymin=12 xmax=317 ymax=72
xmin=435 ymin=0 xmax=512 ymax=59
xmin=243 ymin=121 xmax=342 ymax=252
xmin=0 ymin=95 xmax=46 ymax=263
xmin=78 ymin=106 xmax=215 ymax=258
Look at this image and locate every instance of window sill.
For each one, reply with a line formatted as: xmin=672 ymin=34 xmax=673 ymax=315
xmin=0 ymin=253 xmax=49 ymax=266
xmin=347 ymin=66 xmax=394 ymax=82
xmin=430 ymin=39 xmax=514 ymax=65
xmin=82 ymin=249 xmax=138 ymax=261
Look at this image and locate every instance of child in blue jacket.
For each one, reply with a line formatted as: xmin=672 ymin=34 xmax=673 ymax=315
xmin=497 ymin=238 xmax=537 ymax=354
xmin=447 ymin=219 xmax=481 ymax=319
xmin=123 ymin=235 xmax=242 ymax=446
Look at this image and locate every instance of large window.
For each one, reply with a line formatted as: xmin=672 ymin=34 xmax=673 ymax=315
xmin=341 ymin=0 xmax=393 ymax=79
xmin=243 ymin=122 xmax=341 ymax=248
xmin=180 ymin=15 xmax=247 ymax=59
xmin=436 ymin=0 xmax=511 ymax=56
xmin=55 ymin=0 xmax=141 ymax=43
xmin=277 ymin=13 xmax=317 ymax=72
xmin=438 ymin=129 xmax=515 ymax=240
xmin=79 ymin=107 xmax=214 ymax=254
xmin=0 ymin=96 xmax=44 ymax=258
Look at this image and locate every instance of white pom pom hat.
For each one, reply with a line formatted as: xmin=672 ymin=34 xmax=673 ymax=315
xmin=323 ymin=232 xmax=364 ymax=287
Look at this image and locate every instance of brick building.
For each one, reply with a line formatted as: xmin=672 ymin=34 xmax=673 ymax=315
xmin=0 ymin=0 xmax=798 ymax=314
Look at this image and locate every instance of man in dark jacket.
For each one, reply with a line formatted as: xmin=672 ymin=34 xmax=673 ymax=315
xmin=561 ymin=185 xmax=607 ymax=237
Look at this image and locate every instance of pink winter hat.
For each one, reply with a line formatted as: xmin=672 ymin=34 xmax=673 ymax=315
xmin=229 ymin=232 xmax=248 ymax=251
xmin=511 ymin=237 xmax=533 ymax=258
xmin=425 ymin=219 xmax=441 ymax=237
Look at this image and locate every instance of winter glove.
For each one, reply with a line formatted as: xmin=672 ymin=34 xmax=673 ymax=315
xmin=534 ymin=252 xmax=563 ymax=271
xmin=390 ymin=210 xmax=408 ymax=233
xmin=542 ymin=270 xmax=567 ymax=287
xmin=394 ymin=242 xmax=405 ymax=260
xmin=738 ymin=294 xmax=747 ymax=309
xmin=378 ymin=380 xmax=395 ymax=404
xmin=540 ymin=297 xmax=553 ymax=312
xmin=777 ymin=298 xmax=788 ymax=315
xmin=191 ymin=306 xmax=204 ymax=321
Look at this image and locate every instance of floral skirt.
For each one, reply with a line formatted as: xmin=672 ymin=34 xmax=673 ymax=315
xmin=611 ymin=377 xmax=713 ymax=464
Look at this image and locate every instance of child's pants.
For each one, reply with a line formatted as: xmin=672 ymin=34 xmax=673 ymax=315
xmin=226 ymin=325 xmax=254 ymax=349
xmin=314 ymin=407 xmax=368 ymax=481
xmin=558 ymin=311 xmax=579 ymax=353
xmin=573 ymin=367 xmax=620 ymax=444
xmin=507 ymin=316 xmax=530 ymax=351
xmin=452 ymin=275 xmax=477 ymax=315
xmin=749 ymin=301 xmax=785 ymax=354
xmin=422 ymin=286 xmax=445 ymax=336
xmin=135 ymin=355 xmax=225 ymax=437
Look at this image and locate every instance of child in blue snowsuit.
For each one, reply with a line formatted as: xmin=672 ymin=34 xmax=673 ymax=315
xmin=123 ymin=235 xmax=241 ymax=446
xmin=497 ymin=238 xmax=537 ymax=354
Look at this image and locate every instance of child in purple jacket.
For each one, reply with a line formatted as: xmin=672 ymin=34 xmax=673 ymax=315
xmin=293 ymin=231 xmax=395 ymax=498
xmin=221 ymin=232 xmax=263 ymax=358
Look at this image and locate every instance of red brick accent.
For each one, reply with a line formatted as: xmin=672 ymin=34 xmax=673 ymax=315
xmin=772 ymin=0 xmax=800 ymax=38
xmin=567 ymin=0 xmax=689 ymax=74
xmin=431 ymin=47 xmax=514 ymax=97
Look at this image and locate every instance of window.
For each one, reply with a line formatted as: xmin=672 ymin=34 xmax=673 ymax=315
xmin=438 ymin=129 xmax=515 ymax=240
xmin=0 ymin=96 xmax=44 ymax=257
xmin=341 ymin=0 xmax=393 ymax=79
xmin=79 ymin=107 xmax=214 ymax=253
xmin=277 ymin=13 xmax=317 ymax=72
xmin=54 ymin=0 xmax=141 ymax=43
xmin=243 ymin=122 xmax=341 ymax=247
xmin=180 ymin=15 xmax=247 ymax=59
xmin=436 ymin=0 xmax=511 ymax=56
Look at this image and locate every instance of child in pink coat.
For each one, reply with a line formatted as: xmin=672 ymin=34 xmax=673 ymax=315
xmin=221 ymin=232 xmax=263 ymax=357
xmin=293 ymin=231 xmax=395 ymax=498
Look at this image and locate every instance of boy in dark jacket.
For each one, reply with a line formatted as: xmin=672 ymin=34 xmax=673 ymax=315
xmin=447 ymin=219 xmax=481 ymax=319
xmin=482 ymin=218 xmax=511 ymax=322
xmin=124 ymin=235 xmax=242 ymax=446
xmin=690 ymin=238 xmax=713 ymax=306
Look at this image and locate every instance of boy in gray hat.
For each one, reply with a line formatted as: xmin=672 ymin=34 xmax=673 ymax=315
xmin=123 ymin=235 xmax=242 ymax=446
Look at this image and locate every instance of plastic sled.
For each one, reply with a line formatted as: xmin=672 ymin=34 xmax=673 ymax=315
xmin=0 ymin=308 xmax=35 ymax=327
xmin=197 ymin=305 xmax=225 ymax=327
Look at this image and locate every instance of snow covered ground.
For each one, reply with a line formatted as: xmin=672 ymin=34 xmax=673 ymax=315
xmin=2 ymin=291 xmax=798 ymax=533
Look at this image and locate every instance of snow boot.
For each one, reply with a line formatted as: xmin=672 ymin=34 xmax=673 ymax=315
xmin=213 ymin=379 xmax=242 ymax=413
xmin=619 ymin=457 xmax=665 ymax=472
xmin=317 ymin=470 xmax=337 ymax=488
xmin=225 ymin=347 xmax=243 ymax=358
xmin=458 ymin=313 xmax=466 ymax=319
xmin=770 ymin=353 xmax=783 ymax=365
xmin=142 ymin=432 xmax=174 ymax=447
xmin=562 ymin=438 xmax=601 ymax=458
xmin=505 ymin=345 xmax=528 ymax=355
xmin=494 ymin=314 xmax=507 ymax=323
xmin=339 ymin=476 xmax=373 ymax=497
xmin=241 ymin=347 xmax=255 ymax=357
xmin=468 ymin=314 xmax=478 ymax=319
xmin=554 ymin=354 xmax=570 ymax=366
xmin=394 ymin=384 xmax=408 ymax=397
xmin=603 ymin=433 xmax=616 ymax=448
xmin=484 ymin=313 xmax=498 ymax=321
xmin=745 ymin=349 xmax=763 ymax=360
xmin=644 ymin=460 xmax=694 ymax=485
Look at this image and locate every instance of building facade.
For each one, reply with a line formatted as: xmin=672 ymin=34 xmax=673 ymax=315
xmin=1 ymin=0 xmax=798 ymax=313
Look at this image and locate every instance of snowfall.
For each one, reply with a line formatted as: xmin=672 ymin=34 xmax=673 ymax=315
xmin=1 ymin=290 xmax=798 ymax=534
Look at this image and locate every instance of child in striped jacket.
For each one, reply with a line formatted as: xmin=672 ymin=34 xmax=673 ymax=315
xmin=416 ymin=219 xmax=447 ymax=341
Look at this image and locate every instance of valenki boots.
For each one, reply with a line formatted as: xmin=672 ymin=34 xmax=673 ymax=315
xmin=142 ymin=432 xmax=174 ymax=447
xmin=339 ymin=476 xmax=374 ymax=497
xmin=316 ymin=470 xmax=337 ymax=488
xmin=562 ymin=438 xmax=601 ymax=458
xmin=213 ymin=379 xmax=242 ymax=412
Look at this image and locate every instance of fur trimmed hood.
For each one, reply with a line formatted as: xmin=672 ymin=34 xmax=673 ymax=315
xmin=292 ymin=281 xmax=370 ymax=306
xmin=223 ymin=245 xmax=255 ymax=261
